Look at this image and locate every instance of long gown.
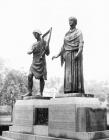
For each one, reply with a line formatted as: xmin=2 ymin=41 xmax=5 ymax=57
xmin=61 ymin=28 xmax=85 ymax=94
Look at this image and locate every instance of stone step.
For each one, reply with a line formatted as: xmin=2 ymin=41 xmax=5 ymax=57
xmin=2 ymin=130 xmax=109 ymax=140
xmin=100 ymin=139 xmax=109 ymax=140
xmin=1 ymin=135 xmax=109 ymax=140
xmin=9 ymin=125 xmax=48 ymax=136
xmin=2 ymin=131 xmax=72 ymax=140
xmin=0 ymin=136 xmax=15 ymax=140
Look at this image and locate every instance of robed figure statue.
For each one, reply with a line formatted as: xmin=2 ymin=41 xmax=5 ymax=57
xmin=52 ymin=17 xmax=85 ymax=94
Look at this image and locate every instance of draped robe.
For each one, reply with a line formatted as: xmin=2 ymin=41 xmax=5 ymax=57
xmin=61 ymin=28 xmax=85 ymax=94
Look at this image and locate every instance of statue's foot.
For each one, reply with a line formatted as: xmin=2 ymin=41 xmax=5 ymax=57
xmin=21 ymin=92 xmax=32 ymax=97
xmin=36 ymin=92 xmax=43 ymax=97
xmin=36 ymin=94 xmax=42 ymax=97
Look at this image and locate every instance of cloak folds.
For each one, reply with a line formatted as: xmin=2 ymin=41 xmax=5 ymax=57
xmin=61 ymin=28 xmax=85 ymax=93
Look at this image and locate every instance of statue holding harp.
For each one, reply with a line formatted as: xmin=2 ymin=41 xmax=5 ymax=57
xmin=23 ymin=27 xmax=52 ymax=97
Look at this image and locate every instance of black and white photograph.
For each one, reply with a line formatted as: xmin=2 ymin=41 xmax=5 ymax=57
xmin=0 ymin=0 xmax=109 ymax=139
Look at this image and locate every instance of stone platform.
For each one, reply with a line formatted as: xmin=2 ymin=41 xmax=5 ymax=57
xmin=1 ymin=96 xmax=109 ymax=140
xmin=48 ymin=97 xmax=107 ymax=139
xmin=1 ymin=130 xmax=109 ymax=140
xmin=11 ymin=97 xmax=50 ymax=136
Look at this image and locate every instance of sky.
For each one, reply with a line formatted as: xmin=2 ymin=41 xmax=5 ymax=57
xmin=0 ymin=0 xmax=109 ymax=81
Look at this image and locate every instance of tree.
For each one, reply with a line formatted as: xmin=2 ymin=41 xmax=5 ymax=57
xmin=0 ymin=69 xmax=28 ymax=105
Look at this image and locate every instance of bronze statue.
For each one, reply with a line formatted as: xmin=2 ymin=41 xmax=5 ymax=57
xmin=52 ymin=17 xmax=85 ymax=94
xmin=23 ymin=28 xmax=52 ymax=97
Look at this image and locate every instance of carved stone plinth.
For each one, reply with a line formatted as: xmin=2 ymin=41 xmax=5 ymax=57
xmin=1 ymin=96 xmax=109 ymax=140
xmin=10 ymin=97 xmax=50 ymax=136
xmin=48 ymin=97 xmax=107 ymax=139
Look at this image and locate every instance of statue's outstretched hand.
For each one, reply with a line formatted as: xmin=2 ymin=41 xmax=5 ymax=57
xmin=52 ymin=56 xmax=56 ymax=60
xmin=27 ymin=51 xmax=32 ymax=55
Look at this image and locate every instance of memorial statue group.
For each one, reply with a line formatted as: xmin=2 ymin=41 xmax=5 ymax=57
xmin=23 ymin=17 xmax=85 ymax=97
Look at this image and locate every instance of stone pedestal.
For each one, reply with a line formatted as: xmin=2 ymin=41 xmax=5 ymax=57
xmin=48 ymin=97 xmax=107 ymax=139
xmin=1 ymin=96 xmax=109 ymax=140
xmin=10 ymin=97 xmax=50 ymax=136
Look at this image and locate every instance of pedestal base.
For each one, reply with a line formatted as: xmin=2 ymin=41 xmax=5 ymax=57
xmin=1 ymin=130 xmax=109 ymax=140
xmin=49 ymin=97 xmax=107 ymax=138
xmin=1 ymin=96 xmax=109 ymax=140
xmin=11 ymin=97 xmax=50 ymax=136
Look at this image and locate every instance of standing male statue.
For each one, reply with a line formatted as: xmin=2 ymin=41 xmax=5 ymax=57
xmin=23 ymin=28 xmax=52 ymax=97
xmin=52 ymin=17 xmax=85 ymax=95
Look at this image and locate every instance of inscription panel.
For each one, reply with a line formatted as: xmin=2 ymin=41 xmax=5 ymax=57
xmin=86 ymin=108 xmax=107 ymax=131
xmin=35 ymin=108 xmax=48 ymax=125
xmin=76 ymin=107 xmax=107 ymax=132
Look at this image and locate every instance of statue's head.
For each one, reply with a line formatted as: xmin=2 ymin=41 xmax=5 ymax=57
xmin=69 ymin=17 xmax=77 ymax=27
xmin=33 ymin=29 xmax=42 ymax=39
